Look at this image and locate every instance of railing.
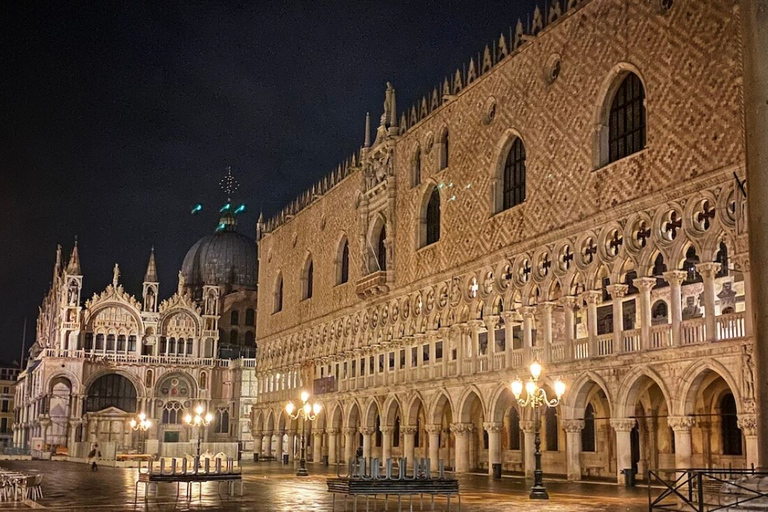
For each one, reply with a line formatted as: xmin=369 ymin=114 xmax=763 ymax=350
xmin=510 ymin=349 xmax=524 ymax=369
xmin=43 ymin=348 xmax=224 ymax=367
xmin=462 ymin=360 xmax=474 ymax=374
xmin=493 ymin=353 xmax=505 ymax=371
xmin=446 ymin=361 xmax=457 ymax=377
xmin=433 ymin=365 xmax=443 ymax=379
xmin=596 ymin=333 xmax=613 ymax=356
xmin=622 ymin=329 xmax=641 ymax=352
xmin=682 ymin=317 xmax=706 ymax=345
xmin=531 ymin=346 xmax=545 ymax=362
xmin=574 ymin=340 xmax=589 ymax=360
xmin=717 ymin=311 xmax=746 ymax=340
xmin=478 ymin=356 xmax=489 ymax=373
xmin=650 ymin=324 xmax=672 ymax=349
xmin=550 ymin=343 xmax=565 ymax=363
xmin=649 ymin=468 xmax=766 ymax=512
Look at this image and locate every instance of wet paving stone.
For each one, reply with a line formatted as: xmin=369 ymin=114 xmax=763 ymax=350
xmin=0 ymin=460 xmax=648 ymax=511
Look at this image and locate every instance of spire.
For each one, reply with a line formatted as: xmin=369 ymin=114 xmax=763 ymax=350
xmin=256 ymin=211 xmax=265 ymax=241
xmin=66 ymin=238 xmax=81 ymax=275
xmin=364 ymin=112 xmax=371 ymax=147
xmin=144 ymin=247 xmax=158 ymax=282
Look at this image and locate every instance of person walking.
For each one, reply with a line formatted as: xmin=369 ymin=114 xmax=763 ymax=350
xmin=88 ymin=443 xmax=101 ymax=471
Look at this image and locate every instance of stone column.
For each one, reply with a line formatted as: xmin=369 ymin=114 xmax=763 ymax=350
xmin=733 ymin=255 xmax=753 ymax=336
xmin=451 ymin=423 xmax=472 ymax=474
xmin=402 ymin=427 xmax=416 ymax=470
xmin=327 ymin=428 xmax=339 ymax=464
xmin=539 ymin=302 xmax=555 ymax=362
xmin=668 ymin=416 xmax=694 ymax=471
xmin=633 ymin=277 xmax=656 ymax=351
xmin=455 ymin=325 xmax=466 ymax=376
xmin=484 ymin=422 xmax=503 ymax=475
xmin=582 ymin=291 xmax=601 ymax=357
xmin=287 ymin=429 xmax=297 ymax=461
xmin=663 ymin=270 xmax=688 ymax=346
xmin=468 ymin=320 xmax=483 ymax=373
xmin=343 ymin=427 xmax=356 ymax=463
xmin=562 ymin=419 xmax=585 ymax=481
xmin=361 ymin=427 xmax=374 ymax=461
xmin=611 ymin=418 xmax=636 ymax=485
xmin=484 ymin=315 xmax=500 ymax=365
xmin=560 ymin=296 xmax=577 ymax=360
xmin=606 ymin=284 xmax=628 ymax=351
xmin=262 ymin=432 xmax=272 ymax=456
xmin=696 ymin=262 xmax=721 ymax=341
xmin=522 ymin=420 xmax=536 ymax=478
xmin=501 ymin=311 xmax=516 ymax=368
xmin=312 ymin=431 xmax=323 ymax=463
xmin=521 ymin=306 xmax=535 ymax=363
xmin=426 ymin=424 xmax=441 ymax=469
xmin=739 ymin=414 xmax=759 ymax=470
xmin=380 ymin=427 xmax=393 ymax=463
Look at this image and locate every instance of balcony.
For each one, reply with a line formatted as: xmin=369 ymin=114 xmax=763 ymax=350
xmin=42 ymin=348 xmax=229 ymax=368
xmin=355 ymin=271 xmax=389 ymax=298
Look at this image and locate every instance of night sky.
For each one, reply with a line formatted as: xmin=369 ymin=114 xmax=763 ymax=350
xmin=0 ymin=1 xmax=536 ymax=360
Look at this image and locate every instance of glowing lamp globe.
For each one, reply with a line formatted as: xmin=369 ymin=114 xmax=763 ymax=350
xmin=511 ymin=379 xmax=523 ymax=399
xmin=530 ymin=361 xmax=542 ymax=380
xmin=526 ymin=380 xmax=537 ymax=396
xmin=300 ymin=390 xmax=310 ymax=403
xmin=554 ymin=379 xmax=566 ymax=398
xmin=312 ymin=403 xmax=322 ymax=415
xmin=286 ymin=402 xmax=295 ymax=415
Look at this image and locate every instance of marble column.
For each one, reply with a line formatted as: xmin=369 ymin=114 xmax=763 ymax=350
xmin=380 ymin=427 xmax=393 ymax=462
xmin=501 ymin=311 xmax=516 ymax=368
xmin=468 ymin=320 xmax=483 ymax=373
xmin=611 ymin=418 xmax=636 ymax=484
xmin=733 ymin=255 xmax=753 ymax=336
xmin=262 ymin=432 xmax=272 ymax=457
xmin=361 ymin=427 xmax=374 ymax=461
xmin=582 ymin=291 xmax=601 ymax=357
xmin=663 ymin=270 xmax=688 ymax=346
xmin=327 ymin=428 xmax=339 ymax=464
xmin=451 ymin=423 xmax=472 ymax=474
xmin=739 ymin=414 xmax=759 ymax=470
xmin=343 ymin=427 xmax=356 ymax=463
xmin=521 ymin=306 xmax=535 ymax=363
xmin=560 ymin=296 xmax=577 ymax=360
xmin=287 ymin=430 xmax=297 ymax=461
xmin=696 ymin=262 xmax=721 ymax=342
xmin=562 ymin=419 xmax=585 ymax=481
xmin=455 ymin=325 xmax=466 ymax=376
xmin=606 ymin=284 xmax=628 ymax=351
xmin=402 ymin=427 xmax=416 ymax=470
xmin=667 ymin=416 xmax=694 ymax=471
xmin=485 ymin=315 xmax=500 ymax=366
xmin=484 ymin=422 xmax=503 ymax=475
xmin=633 ymin=277 xmax=656 ymax=351
xmin=539 ymin=302 xmax=555 ymax=362
xmin=522 ymin=420 xmax=536 ymax=478
xmin=312 ymin=431 xmax=323 ymax=463
xmin=426 ymin=424 xmax=441 ymax=469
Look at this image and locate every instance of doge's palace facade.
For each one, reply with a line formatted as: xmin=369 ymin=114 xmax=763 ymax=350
xmin=252 ymin=0 xmax=755 ymax=483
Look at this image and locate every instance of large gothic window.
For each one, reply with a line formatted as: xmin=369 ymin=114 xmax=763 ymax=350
xmin=421 ymin=187 xmax=441 ymax=247
xmin=85 ymin=374 xmax=137 ymax=413
xmin=377 ymin=226 xmax=387 ymax=271
xmin=508 ymin=408 xmax=521 ymax=450
xmin=439 ymin=130 xmax=449 ymax=170
xmin=215 ymin=409 xmax=230 ymax=434
xmin=720 ymin=393 xmax=742 ymax=456
xmin=582 ymin=403 xmax=596 ymax=452
xmin=302 ymin=258 xmax=314 ymax=300
xmin=545 ymin=407 xmax=559 ymax=451
xmin=502 ymin=138 xmax=526 ymax=211
xmin=608 ymin=73 xmax=646 ymax=163
xmin=337 ymin=238 xmax=349 ymax=285
xmin=274 ymin=274 xmax=283 ymax=313
xmin=162 ymin=401 xmax=183 ymax=424
xmin=411 ymin=147 xmax=421 ymax=188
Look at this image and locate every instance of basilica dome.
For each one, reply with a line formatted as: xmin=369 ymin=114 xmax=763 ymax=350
xmin=181 ymin=213 xmax=258 ymax=290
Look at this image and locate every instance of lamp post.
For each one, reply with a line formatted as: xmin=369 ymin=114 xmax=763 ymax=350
xmin=184 ymin=404 xmax=213 ymax=459
xmin=511 ymin=361 xmax=566 ymax=500
xmin=129 ymin=412 xmax=152 ymax=454
xmin=285 ymin=390 xmax=321 ymax=477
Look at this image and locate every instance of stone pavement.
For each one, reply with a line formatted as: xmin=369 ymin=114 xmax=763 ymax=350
xmin=0 ymin=460 xmax=649 ymax=511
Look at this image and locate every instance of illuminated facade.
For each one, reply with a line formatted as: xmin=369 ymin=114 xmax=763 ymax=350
xmin=251 ymin=0 xmax=754 ymax=483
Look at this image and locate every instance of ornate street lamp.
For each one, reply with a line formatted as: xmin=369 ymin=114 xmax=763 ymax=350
xmin=129 ymin=412 xmax=152 ymax=454
xmin=511 ymin=361 xmax=566 ymax=500
xmin=184 ymin=404 xmax=213 ymax=459
xmin=285 ymin=390 xmax=321 ymax=477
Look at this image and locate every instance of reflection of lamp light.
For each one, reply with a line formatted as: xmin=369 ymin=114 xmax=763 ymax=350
xmin=509 ymin=362 xmax=565 ymax=500
xmin=129 ymin=412 xmax=152 ymax=455
xmin=184 ymin=404 xmax=212 ymax=459
xmin=285 ymin=391 xmax=322 ymax=477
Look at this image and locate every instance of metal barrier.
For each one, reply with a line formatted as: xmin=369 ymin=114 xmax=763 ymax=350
xmin=648 ymin=467 xmax=768 ymax=511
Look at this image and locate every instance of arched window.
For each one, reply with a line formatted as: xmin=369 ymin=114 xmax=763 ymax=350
xmin=231 ymin=310 xmax=240 ymax=326
xmin=117 ymin=334 xmax=126 ymax=351
xmin=682 ymin=245 xmax=702 ymax=284
xmin=245 ymin=331 xmax=255 ymax=347
xmin=421 ymin=187 xmax=441 ymax=247
xmin=720 ymin=393 xmax=742 ymax=456
xmin=200 ymin=371 xmax=207 ymax=389
xmin=186 ymin=338 xmax=193 ymax=355
xmin=411 ymin=147 xmax=421 ymax=188
xmin=337 ymin=238 xmax=350 ymax=285
xmin=95 ymin=333 xmax=104 ymax=351
xmin=145 ymin=369 xmax=153 ymax=389
xmin=508 ymin=407 xmax=521 ymax=450
xmin=377 ymin=226 xmax=387 ymax=271
xmin=168 ymin=337 xmax=176 ymax=355
xmin=85 ymin=374 xmax=137 ymax=413
xmin=393 ymin=416 xmax=401 ymax=447
xmin=439 ymin=130 xmax=449 ymax=170
xmin=245 ymin=308 xmax=255 ymax=326
xmin=582 ymin=404 xmax=596 ymax=452
xmin=274 ymin=274 xmax=283 ymax=313
xmin=545 ymin=407 xmax=559 ymax=451
xmin=716 ymin=241 xmax=729 ymax=277
xmin=159 ymin=336 xmax=167 ymax=355
xmin=230 ymin=329 xmax=238 ymax=345
xmin=608 ymin=73 xmax=646 ymax=163
xmin=84 ymin=333 xmax=93 ymax=350
xmin=106 ymin=334 xmax=115 ymax=351
xmin=502 ymin=138 xmax=526 ymax=211
xmin=162 ymin=401 xmax=183 ymax=424
xmin=215 ymin=409 xmax=230 ymax=434
xmin=302 ymin=258 xmax=314 ymax=300
xmin=375 ymin=416 xmax=382 ymax=447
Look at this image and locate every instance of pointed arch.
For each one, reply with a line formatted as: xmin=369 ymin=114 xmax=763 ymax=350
xmin=335 ymin=234 xmax=350 ymax=285
xmin=418 ymin=183 xmax=441 ymax=248
xmin=615 ymin=366 xmax=673 ymax=419
xmin=273 ymin=271 xmax=283 ymax=313
xmin=676 ymin=358 xmax=742 ymax=416
xmin=301 ymin=253 xmax=314 ymax=300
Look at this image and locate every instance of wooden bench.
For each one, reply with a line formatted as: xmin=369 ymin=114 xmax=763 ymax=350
xmin=134 ymin=457 xmax=242 ymax=503
xmin=327 ymin=478 xmax=460 ymax=511
xmin=117 ymin=453 xmax=155 ymax=462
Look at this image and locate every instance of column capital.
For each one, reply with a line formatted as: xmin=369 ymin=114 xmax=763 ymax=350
xmin=558 ymin=295 xmax=579 ymax=309
xmin=342 ymin=427 xmax=357 ymax=436
xmin=662 ymin=270 xmax=689 ymax=287
xmin=359 ymin=427 xmax=376 ymax=436
xmin=467 ymin=319 xmax=484 ymax=330
xmin=521 ymin=420 xmax=536 ymax=433
xmin=561 ymin=419 xmax=585 ymax=433
xmin=326 ymin=427 xmax=340 ymax=435
xmin=500 ymin=311 xmax=517 ymax=322
xmin=581 ymin=290 xmax=602 ymax=304
xmin=287 ymin=429 xmax=297 ymax=436
xmin=379 ymin=426 xmax=393 ymax=435
xmin=401 ymin=426 xmax=417 ymax=436
xmin=632 ymin=277 xmax=656 ymax=292
xmin=695 ymin=262 xmax=721 ymax=279
xmin=520 ymin=306 xmax=536 ymax=318
xmin=484 ymin=315 xmax=500 ymax=330
xmin=605 ymin=284 xmax=628 ymax=298
xmin=609 ymin=418 xmax=636 ymax=432
xmin=424 ymin=424 xmax=442 ymax=435
xmin=537 ymin=301 xmax=556 ymax=313
xmin=667 ymin=415 xmax=694 ymax=432
xmin=449 ymin=422 xmax=473 ymax=435
xmin=738 ymin=414 xmax=758 ymax=436
xmin=482 ymin=422 xmax=503 ymax=433
xmin=732 ymin=253 xmax=750 ymax=273
xmin=252 ymin=430 xmax=263 ymax=437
